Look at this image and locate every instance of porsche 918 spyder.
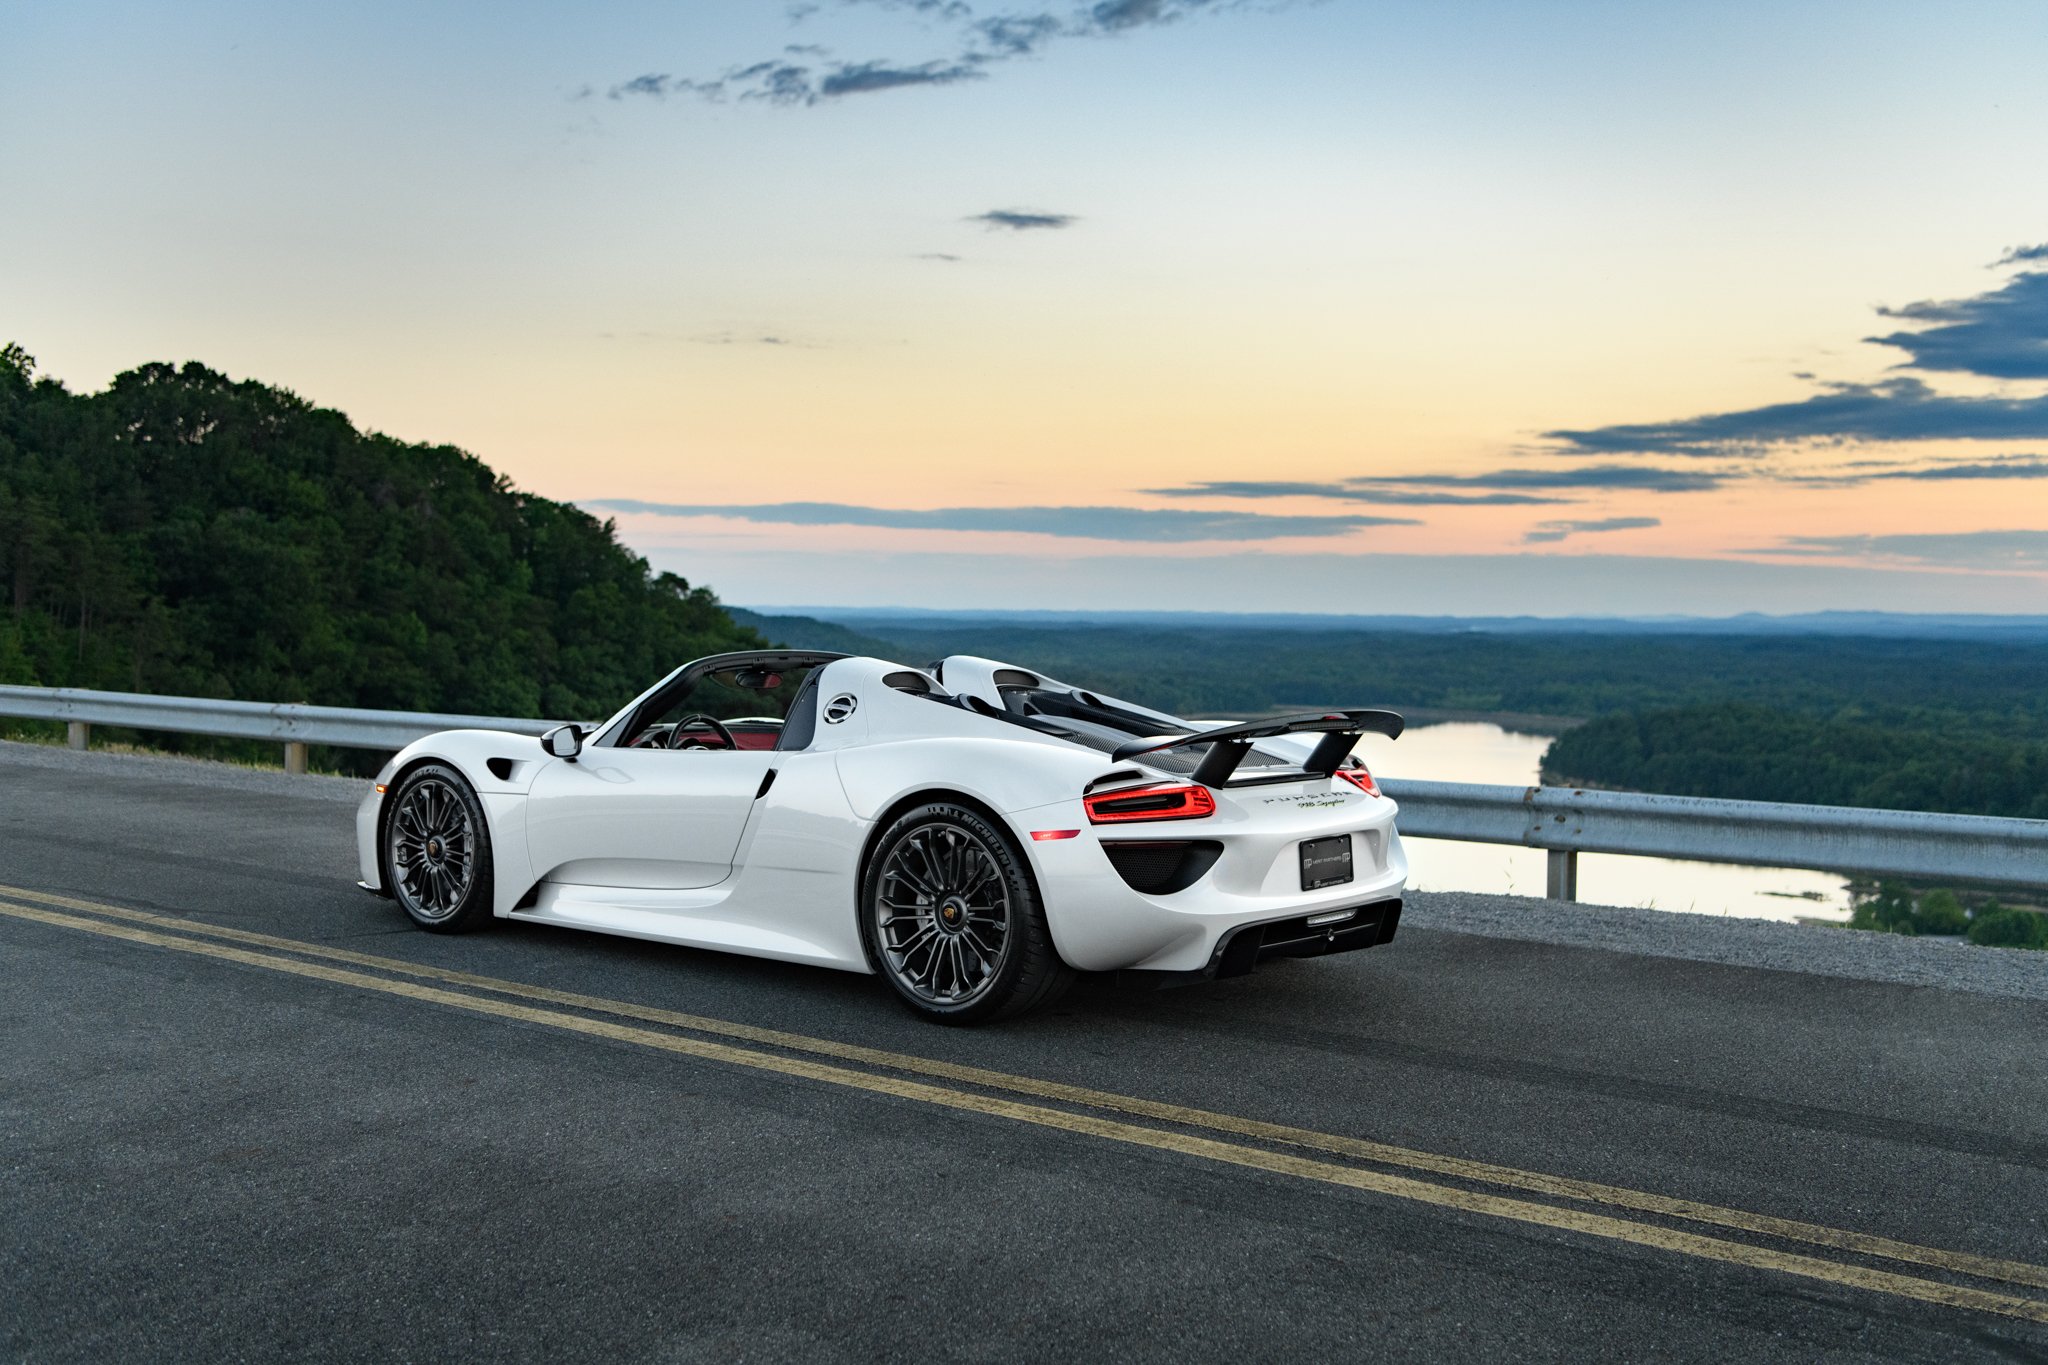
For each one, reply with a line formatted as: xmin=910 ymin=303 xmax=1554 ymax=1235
xmin=357 ymin=650 xmax=1407 ymax=1022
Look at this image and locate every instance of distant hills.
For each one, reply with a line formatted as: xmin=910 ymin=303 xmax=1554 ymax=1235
xmin=756 ymin=606 xmax=2048 ymax=643
xmin=724 ymin=608 xmax=901 ymax=659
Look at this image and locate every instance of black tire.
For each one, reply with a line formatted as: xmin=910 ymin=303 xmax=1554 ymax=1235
xmin=860 ymin=801 xmax=1072 ymax=1024
xmin=382 ymin=763 xmax=495 ymax=934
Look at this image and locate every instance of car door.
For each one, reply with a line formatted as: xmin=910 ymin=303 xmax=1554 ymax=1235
xmin=524 ymin=745 xmax=776 ymax=891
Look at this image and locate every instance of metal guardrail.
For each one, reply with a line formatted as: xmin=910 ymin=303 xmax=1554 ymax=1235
xmin=3 ymin=685 xmax=2043 ymax=896
xmin=1379 ymin=778 xmax=2048 ymax=897
xmin=0 ymin=685 xmax=562 ymax=775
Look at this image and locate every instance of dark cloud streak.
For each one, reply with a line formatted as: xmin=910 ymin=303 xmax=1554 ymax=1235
xmin=1760 ymin=530 xmax=2048 ymax=571
xmin=588 ymin=498 xmax=1415 ymax=543
xmin=1545 ymin=379 xmax=2048 ymax=457
xmin=1150 ymin=480 xmax=1569 ymax=505
xmin=1155 ymin=467 xmax=1723 ymax=502
xmin=606 ymin=0 xmax=1280 ymax=107
xmin=968 ymin=209 xmax=1076 ymax=230
xmin=1524 ymin=516 xmax=1661 ymax=545
xmin=1545 ymin=247 xmax=2048 ymax=456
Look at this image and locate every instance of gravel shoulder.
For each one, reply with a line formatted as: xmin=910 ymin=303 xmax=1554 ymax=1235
xmin=0 ymin=737 xmax=366 ymax=805
xmin=1405 ymin=888 xmax=2048 ymax=1003
xmin=7 ymin=737 xmax=2041 ymax=1002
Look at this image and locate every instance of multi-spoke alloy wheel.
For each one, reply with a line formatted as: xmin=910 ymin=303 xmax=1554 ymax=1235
xmin=383 ymin=764 xmax=494 ymax=933
xmin=862 ymin=802 xmax=1072 ymax=1024
xmin=875 ymin=821 xmax=1013 ymax=1007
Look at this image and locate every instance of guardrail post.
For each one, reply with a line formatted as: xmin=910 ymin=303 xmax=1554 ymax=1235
xmin=283 ymin=741 xmax=308 ymax=775
xmin=67 ymin=721 xmax=89 ymax=751
xmin=1546 ymin=849 xmax=1578 ymax=901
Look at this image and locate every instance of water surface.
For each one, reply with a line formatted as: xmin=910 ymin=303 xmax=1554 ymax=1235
xmin=1357 ymin=722 xmax=1852 ymax=923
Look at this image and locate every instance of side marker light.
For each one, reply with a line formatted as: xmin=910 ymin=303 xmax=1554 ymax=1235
xmin=1031 ymin=829 xmax=1081 ymax=841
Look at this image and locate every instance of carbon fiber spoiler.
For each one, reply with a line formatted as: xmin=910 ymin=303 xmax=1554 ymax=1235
xmin=1110 ymin=710 xmax=1405 ymax=787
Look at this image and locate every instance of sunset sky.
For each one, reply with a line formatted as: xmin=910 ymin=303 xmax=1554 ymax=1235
xmin=8 ymin=0 xmax=2048 ymax=613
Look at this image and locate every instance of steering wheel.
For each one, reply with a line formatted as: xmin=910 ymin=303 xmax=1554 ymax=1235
xmin=663 ymin=713 xmax=737 ymax=750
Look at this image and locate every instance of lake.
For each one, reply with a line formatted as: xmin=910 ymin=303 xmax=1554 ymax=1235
xmin=1356 ymin=722 xmax=1854 ymax=923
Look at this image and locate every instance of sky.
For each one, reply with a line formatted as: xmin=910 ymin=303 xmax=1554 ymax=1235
xmin=7 ymin=0 xmax=2048 ymax=615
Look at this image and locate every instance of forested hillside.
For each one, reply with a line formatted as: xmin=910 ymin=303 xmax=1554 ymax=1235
xmin=1543 ymin=703 xmax=2048 ymax=820
xmin=825 ymin=616 xmax=2048 ymax=730
xmin=0 ymin=344 xmax=761 ymax=721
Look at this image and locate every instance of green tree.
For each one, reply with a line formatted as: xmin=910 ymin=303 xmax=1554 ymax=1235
xmin=1849 ymin=882 xmax=1917 ymax=934
xmin=1967 ymin=902 xmax=2048 ymax=950
xmin=1912 ymin=889 xmax=1968 ymax=936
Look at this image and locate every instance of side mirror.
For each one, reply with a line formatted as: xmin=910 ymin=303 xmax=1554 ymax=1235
xmin=541 ymin=723 xmax=583 ymax=762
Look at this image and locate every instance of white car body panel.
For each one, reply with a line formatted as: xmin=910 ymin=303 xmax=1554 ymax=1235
xmin=524 ymin=745 xmax=776 ymax=890
xmin=357 ymin=650 xmax=1409 ymax=981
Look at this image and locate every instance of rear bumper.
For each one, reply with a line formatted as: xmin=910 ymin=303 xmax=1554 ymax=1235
xmin=1121 ymin=898 xmax=1402 ymax=986
xmin=1019 ymin=794 xmax=1410 ymax=973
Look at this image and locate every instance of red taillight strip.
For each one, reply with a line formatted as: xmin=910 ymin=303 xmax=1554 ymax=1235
xmin=1083 ymin=784 xmax=1217 ymax=824
xmin=1336 ymin=767 xmax=1379 ymax=797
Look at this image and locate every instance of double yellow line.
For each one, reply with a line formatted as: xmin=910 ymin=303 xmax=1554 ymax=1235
xmin=4 ymin=881 xmax=2046 ymax=1326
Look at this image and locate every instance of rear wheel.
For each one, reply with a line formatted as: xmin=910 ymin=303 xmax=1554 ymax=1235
xmin=861 ymin=802 xmax=1072 ymax=1024
xmin=382 ymin=764 xmax=495 ymax=933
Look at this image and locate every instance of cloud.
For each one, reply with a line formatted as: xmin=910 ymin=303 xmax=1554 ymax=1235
xmin=694 ymin=331 xmax=820 ymax=347
xmin=1864 ymin=268 xmax=2048 ymax=380
xmin=1148 ymin=479 xmax=1570 ymax=506
xmin=1776 ymin=453 xmax=2048 ymax=486
xmin=1358 ymin=466 xmax=1726 ymax=494
xmin=588 ymin=499 xmax=1417 ymax=542
xmin=606 ymin=0 xmax=1282 ymax=107
xmin=819 ymin=59 xmax=985 ymax=96
xmin=974 ymin=13 xmax=1064 ymax=54
xmin=1544 ymin=246 xmax=2048 ymax=455
xmin=609 ymin=73 xmax=682 ymax=99
xmin=1761 ymin=529 xmax=2048 ymax=572
xmin=968 ymin=209 xmax=1076 ymax=231
xmin=1873 ymin=455 xmax=2048 ymax=480
xmin=1153 ymin=466 xmax=1724 ymax=503
xmin=1544 ymin=378 xmax=2048 ymax=457
xmin=916 ymin=252 xmax=964 ymax=261
xmin=1523 ymin=516 xmax=1662 ymax=545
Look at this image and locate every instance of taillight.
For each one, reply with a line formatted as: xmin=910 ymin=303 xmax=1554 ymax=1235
xmin=1336 ymin=767 xmax=1379 ymax=797
xmin=1084 ymin=784 xmax=1217 ymax=824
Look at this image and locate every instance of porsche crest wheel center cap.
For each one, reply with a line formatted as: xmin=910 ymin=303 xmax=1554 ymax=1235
xmin=937 ymin=896 xmax=969 ymax=931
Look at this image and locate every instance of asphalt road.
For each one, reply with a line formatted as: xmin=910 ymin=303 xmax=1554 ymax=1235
xmin=3 ymin=742 xmax=2045 ymax=1363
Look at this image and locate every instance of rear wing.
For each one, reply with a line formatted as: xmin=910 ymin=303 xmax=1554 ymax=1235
xmin=1111 ymin=710 xmax=1405 ymax=787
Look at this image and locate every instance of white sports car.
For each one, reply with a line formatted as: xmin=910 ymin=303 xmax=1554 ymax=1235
xmin=357 ymin=650 xmax=1408 ymax=1022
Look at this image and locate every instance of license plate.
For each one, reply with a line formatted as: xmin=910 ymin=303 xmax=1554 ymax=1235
xmin=1299 ymin=835 xmax=1354 ymax=891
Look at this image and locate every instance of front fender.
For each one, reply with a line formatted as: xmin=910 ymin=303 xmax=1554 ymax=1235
xmin=357 ymin=729 xmax=557 ymax=916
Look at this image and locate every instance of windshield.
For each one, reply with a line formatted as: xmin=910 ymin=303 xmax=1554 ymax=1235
xmin=620 ymin=662 xmax=824 ymax=751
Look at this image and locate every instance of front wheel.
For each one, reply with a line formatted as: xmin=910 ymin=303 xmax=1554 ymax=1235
xmin=861 ymin=802 xmax=1072 ymax=1024
xmin=382 ymin=763 xmax=495 ymax=933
